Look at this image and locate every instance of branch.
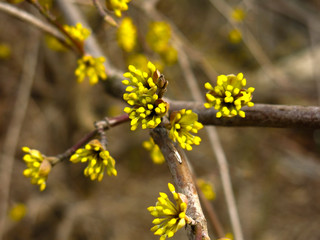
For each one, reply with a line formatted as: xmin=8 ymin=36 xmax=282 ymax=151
xmin=0 ymin=25 xmax=40 ymax=240
xmin=0 ymin=2 xmax=65 ymax=42
xmin=54 ymin=114 xmax=129 ymax=164
xmin=151 ymin=127 xmax=210 ymax=240
xmin=169 ymin=101 xmax=320 ymax=128
xmin=55 ymin=0 xmax=125 ymax=98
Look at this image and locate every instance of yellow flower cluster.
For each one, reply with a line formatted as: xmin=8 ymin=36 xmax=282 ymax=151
xmin=228 ymin=29 xmax=242 ymax=44
xmin=22 ymin=147 xmax=52 ymax=191
xmin=197 ymin=179 xmax=216 ymax=201
xmin=63 ymin=23 xmax=91 ymax=43
xmin=126 ymin=54 xmax=149 ymax=72
xmin=146 ymin=22 xmax=177 ymax=65
xmin=148 ymin=183 xmax=189 ymax=240
xmin=231 ymin=8 xmax=246 ymax=22
xmin=45 ymin=35 xmax=67 ymax=52
xmin=117 ymin=17 xmax=137 ymax=52
xmin=0 ymin=43 xmax=11 ymax=59
xmin=169 ymin=109 xmax=203 ymax=151
xmin=105 ymin=0 xmax=131 ymax=17
xmin=143 ymin=138 xmax=165 ymax=164
xmin=204 ymin=73 xmax=254 ymax=118
xmin=70 ymin=139 xmax=117 ymax=181
xmin=9 ymin=203 xmax=27 ymax=222
xmin=75 ymin=55 xmax=107 ymax=85
xmin=122 ymin=61 xmax=169 ymax=131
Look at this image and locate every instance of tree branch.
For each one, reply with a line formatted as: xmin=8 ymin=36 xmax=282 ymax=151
xmin=169 ymin=101 xmax=320 ymax=128
xmin=151 ymin=127 xmax=210 ymax=240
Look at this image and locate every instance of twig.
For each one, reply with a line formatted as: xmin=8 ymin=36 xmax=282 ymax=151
xmin=151 ymin=127 xmax=210 ymax=240
xmin=169 ymin=101 xmax=320 ymax=129
xmin=170 ymin=24 xmax=245 ymax=239
xmin=55 ymin=201 xmax=92 ymax=240
xmin=91 ymin=0 xmax=118 ymax=27
xmin=195 ymin=181 xmax=225 ymax=238
xmin=0 ymin=2 xmax=64 ymax=42
xmin=208 ymin=0 xmax=288 ymax=86
xmin=55 ymin=0 xmax=125 ymax=94
xmin=206 ymin=126 xmax=243 ymax=240
xmin=135 ymin=2 xmax=218 ymax=82
xmin=0 ymin=25 xmax=40 ymax=240
xmin=54 ymin=114 xmax=129 ymax=164
xmin=26 ymin=0 xmax=85 ymax=55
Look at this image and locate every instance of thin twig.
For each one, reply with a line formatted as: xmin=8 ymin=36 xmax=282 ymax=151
xmin=91 ymin=0 xmax=118 ymax=27
xmin=0 ymin=25 xmax=40 ymax=240
xmin=208 ymin=0 xmax=288 ymax=86
xmin=55 ymin=0 xmax=125 ymax=95
xmin=196 ymin=184 xmax=225 ymax=238
xmin=0 ymin=2 xmax=64 ymax=41
xmin=54 ymin=114 xmax=129 ymax=164
xmin=26 ymin=0 xmax=85 ymax=55
xmin=169 ymin=26 xmax=245 ymax=239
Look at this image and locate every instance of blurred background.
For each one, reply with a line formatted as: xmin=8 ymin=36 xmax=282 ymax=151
xmin=1 ymin=0 xmax=320 ymax=239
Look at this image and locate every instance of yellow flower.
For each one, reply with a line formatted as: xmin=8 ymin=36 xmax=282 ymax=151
xmin=122 ymin=61 xmax=169 ymax=131
xmin=22 ymin=147 xmax=52 ymax=191
xmin=228 ymin=29 xmax=242 ymax=44
xmin=231 ymin=8 xmax=246 ymax=22
xmin=106 ymin=0 xmax=131 ymax=17
xmin=70 ymin=139 xmax=117 ymax=181
xmin=143 ymin=138 xmax=165 ymax=164
xmin=63 ymin=23 xmax=91 ymax=43
xmin=126 ymin=54 xmax=149 ymax=72
xmin=146 ymin=22 xmax=178 ymax=66
xmin=197 ymin=179 xmax=215 ymax=201
xmin=204 ymin=73 xmax=254 ymax=118
xmin=75 ymin=55 xmax=107 ymax=85
xmin=169 ymin=109 xmax=203 ymax=151
xmin=159 ymin=46 xmax=178 ymax=65
xmin=9 ymin=203 xmax=27 ymax=222
xmin=147 ymin=183 xmax=190 ymax=240
xmin=39 ymin=0 xmax=53 ymax=9
xmin=44 ymin=35 xmax=68 ymax=52
xmin=0 ymin=43 xmax=11 ymax=59
xmin=8 ymin=0 xmax=24 ymax=3
xmin=117 ymin=17 xmax=137 ymax=52
xmin=147 ymin=22 xmax=172 ymax=53
xmin=224 ymin=232 xmax=234 ymax=240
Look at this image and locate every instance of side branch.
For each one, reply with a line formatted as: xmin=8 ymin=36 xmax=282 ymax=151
xmin=151 ymin=127 xmax=210 ymax=240
xmin=169 ymin=101 xmax=320 ymax=128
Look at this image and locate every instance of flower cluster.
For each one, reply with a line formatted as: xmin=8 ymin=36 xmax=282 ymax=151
xmin=228 ymin=29 xmax=242 ymax=44
xmin=231 ymin=7 xmax=246 ymax=22
xmin=117 ymin=17 xmax=137 ymax=52
xmin=75 ymin=55 xmax=107 ymax=85
xmin=146 ymin=22 xmax=177 ymax=65
xmin=9 ymin=203 xmax=27 ymax=222
xmin=45 ymin=35 xmax=67 ymax=52
xmin=63 ymin=23 xmax=91 ymax=43
xmin=105 ymin=0 xmax=131 ymax=17
xmin=197 ymin=179 xmax=216 ymax=201
xmin=126 ymin=54 xmax=149 ymax=72
xmin=204 ymin=73 xmax=254 ymax=118
xmin=169 ymin=109 xmax=203 ymax=151
xmin=143 ymin=138 xmax=165 ymax=164
xmin=70 ymin=139 xmax=117 ymax=181
xmin=0 ymin=43 xmax=11 ymax=59
xmin=147 ymin=183 xmax=190 ymax=240
xmin=22 ymin=147 xmax=52 ymax=191
xmin=122 ymin=61 xmax=169 ymax=131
